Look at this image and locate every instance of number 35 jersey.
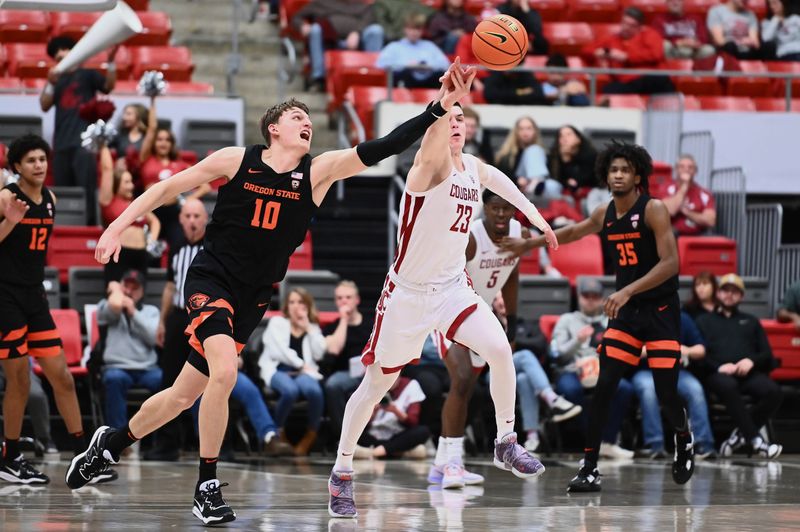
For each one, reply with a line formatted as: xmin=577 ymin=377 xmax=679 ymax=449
xmin=202 ymin=145 xmax=317 ymax=287
xmin=392 ymin=153 xmax=481 ymax=285
xmin=0 ymin=183 xmax=55 ymax=286
xmin=465 ymin=218 xmax=521 ymax=304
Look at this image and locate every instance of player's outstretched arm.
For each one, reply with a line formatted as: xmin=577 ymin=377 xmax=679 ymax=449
xmin=95 ymin=147 xmax=244 ymax=264
xmin=499 ymin=203 xmax=607 ymax=257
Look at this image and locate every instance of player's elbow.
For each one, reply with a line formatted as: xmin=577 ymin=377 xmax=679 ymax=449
xmin=664 ymin=254 xmax=679 ymax=277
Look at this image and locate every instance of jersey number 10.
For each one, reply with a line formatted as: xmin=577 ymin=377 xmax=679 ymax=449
xmin=250 ymin=199 xmax=281 ymax=230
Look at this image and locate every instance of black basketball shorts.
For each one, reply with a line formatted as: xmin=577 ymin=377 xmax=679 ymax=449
xmin=0 ymin=282 xmax=62 ymax=360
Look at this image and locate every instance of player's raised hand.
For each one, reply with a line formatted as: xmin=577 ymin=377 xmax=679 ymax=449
xmin=542 ymin=224 xmax=559 ymax=250
xmin=441 ymin=57 xmax=477 ymax=111
xmin=497 ymin=236 xmax=530 ymax=258
xmin=95 ymin=228 xmax=121 ymax=265
xmin=3 ymin=194 xmax=29 ymax=224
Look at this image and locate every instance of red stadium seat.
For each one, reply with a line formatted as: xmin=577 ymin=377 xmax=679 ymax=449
xmin=748 ymin=0 xmax=767 ymax=18
xmin=681 ymin=95 xmax=702 ymax=110
xmin=0 ymin=44 xmax=6 ymax=75
xmin=46 ymin=226 xmax=104 ymax=284
xmin=126 ymin=0 xmax=150 ymax=10
xmin=677 ymin=236 xmax=737 ymax=276
xmin=127 ymin=11 xmax=172 ymax=46
xmin=620 ymin=0 xmax=668 ymax=20
xmin=661 ymin=60 xmax=723 ymax=96
xmin=753 ymin=98 xmax=800 ymax=112
xmin=3 ymin=43 xmax=54 ymax=78
xmin=549 ymin=233 xmax=604 ymax=286
xmin=21 ymin=77 xmax=46 ymax=91
xmin=51 ymin=309 xmax=83 ymax=366
xmin=179 ymin=150 xmax=198 ymax=166
xmin=325 ymin=51 xmax=386 ymax=112
xmin=0 ymin=143 xmax=6 ymax=169
xmin=543 ymin=23 xmax=594 ymax=55
xmin=764 ymin=61 xmax=800 ymax=98
xmin=287 ymin=231 xmax=313 ymax=270
xmin=529 ymin=0 xmax=568 ymax=21
xmin=727 ymin=61 xmax=771 ymax=97
xmin=698 ymin=96 xmax=757 ymax=111
xmin=0 ymin=10 xmax=51 ymax=43
xmin=0 ymin=77 xmax=23 ymax=92
xmin=762 ymin=319 xmax=800 ymax=381
xmin=650 ymin=160 xmax=673 ymax=193
xmin=604 ymin=94 xmax=648 ymax=109
xmin=164 ymin=81 xmax=214 ymax=95
xmin=50 ymin=11 xmax=102 ymax=41
xmin=518 ymin=248 xmax=542 ymax=274
xmin=346 ymin=86 xmax=414 ymax=141
xmin=131 ymin=45 xmax=194 ymax=81
xmin=280 ymin=0 xmax=312 ymax=40
xmin=83 ymin=46 xmax=132 ymax=78
xmin=539 ymin=314 xmax=560 ymax=343
xmin=569 ymin=0 xmax=621 ymax=23
xmin=683 ymin=0 xmax=718 ymax=15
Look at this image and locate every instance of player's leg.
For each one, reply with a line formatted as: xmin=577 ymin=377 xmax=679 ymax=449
xmin=37 ymin=354 xmax=84 ymax=451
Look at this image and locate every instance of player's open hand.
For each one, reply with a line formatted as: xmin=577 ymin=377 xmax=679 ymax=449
xmin=542 ymin=225 xmax=559 ymax=250
xmin=95 ymin=228 xmax=121 ymax=264
xmin=604 ymin=288 xmax=631 ymax=319
xmin=3 ymin=194 xmax=29 ymax=224
xmin=498 ymin=236 xmax=529 ymax=258
xmin=441 ymin=57 xmax=477 ymax=111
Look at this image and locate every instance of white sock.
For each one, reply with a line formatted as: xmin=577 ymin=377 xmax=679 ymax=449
xmin=496 ymin=418 xmax=515 ymax=442
xmin=445 ymin=437 xmax=464 ymax=465
xmin=539 ymin=388 xmax=559 ymax=406
xmin=434 ymin=437 xmax=448 ymax=467
xmin=334 ymin=451 xmax=354 ymax=472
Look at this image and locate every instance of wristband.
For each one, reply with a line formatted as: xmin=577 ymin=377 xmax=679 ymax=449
xmin=426 ymin=100 xmax=446 ymax=118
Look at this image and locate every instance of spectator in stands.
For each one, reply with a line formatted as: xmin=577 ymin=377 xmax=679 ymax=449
xmin=427 ymin=0 xmax=478 ymax=54
xmin=547 ymin=125 xmax=598 ymax=196
xmin=483 ymin=69 xmax=548 ymax=106
xmin=462 ymin=106 xmax=494 ymax=164
xmin=498 ymin=0 xmax=549 ymax=55
xmin=550 ymin=277 xmax=635 ymax=458
xmin=258 ymin=288 xmax=326 ymax=456
xmin=110 ymin=103 xmax=149 ymax=164
xmin=583 ymin=8 xmax=676 ymax=95
xmin=494 ymin=116 xmax=543 ymax=189
xmin=354 ymin=375 xmax=430 ymax=460
xmin=140 ymin=97 xmax=208 ymax=247
xmin=0 ymin=363 xmax=58 ymax=455
xmin=653 ymin=0 xmax=716 ymax=59
xmin=541 ymin=54 xmax=591 ymax=107
xmin=632 ymin=311 xmax=717 ymax=459
xmin=322 ymin=281 xmax=373 ymax=438
xmin=696 ymin=274 xmax=783 ymax=459
xmin=707 ymin=0 xmax=761 ymax=59
xmin=684 ymin=271 xmax=719 ymax=319
xmin=516 ymin=120 xmax=558 ymax=201
xmin=660 ymin=154 xmax=716 ymax=236
xmin=373 ymin=0 xmax=435 ymax=42
xmin=40 ymin=36 xmax=118 ymax=225
xmin=98 ymin=144 xmax=160 ymax=286
xmin=96 ymin=270 xmax=162 ymax=431
xmin=777 ymin=279 xmax=800 ymax=328
xmin=376 ymin=13 xmax=450 ymax=88
xmin=294 ymin=0 xmax=385 ymax=90
xmin=761 ymin=0 xmax=800 ymax=61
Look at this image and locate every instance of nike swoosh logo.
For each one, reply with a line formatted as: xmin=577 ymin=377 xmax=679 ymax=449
xmin=248 ymin=168 xmax=263 ymax=174
xmin=257 ymin=302 xmax=268 ymax=307
xmin=196 ymin=502 xmax=204 ymax=512
xmin=658 ymin=305 xmax=668 ymax=311
xmin=606 ymin=222 xmax=614 ymax=227
xmin=483 ymin=31 xmax=508 ymax=44
xmin=5 ymin=468 xmax=20 ymax=476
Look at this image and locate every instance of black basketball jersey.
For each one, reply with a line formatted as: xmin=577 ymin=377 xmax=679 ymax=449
xmin=202 ymin=145 xmax=317 ymax=287
xmin=602 ymin=194 xmax=678 ymax=301
xmin=0 ymin=183 xmax=55 ymax=286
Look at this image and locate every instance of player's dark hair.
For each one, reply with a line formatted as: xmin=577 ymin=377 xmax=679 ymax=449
xmin=46 ymin=35 xmax=76 ymax=59
xmin=595 ymin=140 xmax=652 ymax=192
xmin=7 ymin=134 xmax=50 ymax=171
xmin=259 ymin=98 xmax=311 ymax=148
xmin=482 ymin=187 xmax=504 ymax=204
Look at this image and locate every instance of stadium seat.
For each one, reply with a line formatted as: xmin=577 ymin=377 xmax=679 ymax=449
xmin=126 ymin=0 xmax=150 ymax=10
xmin=681 ymin=95 xmax=702 ymax=110
xmin=604 ymin=94 xmax=648 ymax=109
xmin=529 ymin=0 xmax=567 ymax=21
xmin=519 ymin=276 xmax=572 ymax=318
xmin=549 ymin=233 xmax=604 ymax=286
xmin=345 ymin=86 xmax=414 ymax=140
xmin=0 ymin=45 xmax=6 ymax=75
xmin=620 ymin=0 xmax=668 ymax=20
xmin=677 ymin=236 xmax=737 ymax=276
xmin=661 ymin=58 xmax=721 ymax=97
xmin=280 ymin=269 xmax=340 ymax=312
xmin=538 ymin=314 xmax=560 ymax=343
xmin=543 ymin=23 xmax=594 ymax=55
xmin=0 ymin=77 xmax=23 ymax=92
xmin=46 ymin=226 xmax=104 ymax=284
xmin=179 ymin=150 xmax=198 ymax=166
xmin=753 ymin=98 xmax=800 ymax=112
xmin=3 ymin=43 xmax=54 ymax=78
xmin=698 ymin=96 xmax=757 ymax=112
xmin=589 ymin=23 xmax=621 ymax=42
xmin=650 ymin=160 xmax=673 ymax=192
xmin=50 ymin=309 xmax=84 ymax=366
xmin=568 ymin=0 xmax=621 ymax=23
xmin=49 ymin=186 xmax=88 ymax=225
xmin=0 ymin=143 xmax=6 ymax=169
xmin=325 ymin=51 xmax=385 ymax=112
xmin=50 ymin=11 xmax=102 ymax=41
xmin=727 ymin=61 xmax=771 ymax=97
xmin=287 ymin=231 xmax=313 ymax=271
xmin=764 ymin=61 xmax=800 ymax=98
xmin=519 ymin=249 xmax=542 ymax=275
xmin=762 ymin=319 xmax=800 ymax=381
xmin=83 ymin=46 xmax=132 ymax=79
xmin=0 ymin=10 xmax=51 ymax=43
xmin=131 ymin=45 xmax=194 ymax=81
xmin=127 ymin=11 xmax=172 ymax=46
xmin=163 ymin=81 xmax=214 ymax=95
xmin=280 ymin=0 xmax=312 ymax=40
xmin=748 ymin=0 xmax=767 ymax=18
xmin=683 ymin=0 xmax=718 ymax=15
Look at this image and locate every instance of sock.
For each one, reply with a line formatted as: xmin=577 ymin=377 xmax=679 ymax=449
xmin=583 ymin=446 xmax=599 ymax=469
xmin=444 ymin=437 xmax=464 ymax=465
xmin=539 ymin=388 xmax=559 ymax=406
xmin=526 ymin=430 xmax=539 ymax=443
xmin=71 ymin=431 xmax=86 ymax=456
xmin=3 ymin=438 xmax=20 ymax=461
xmin=107 ymin=424 xmax=139 ymax=459
xmin=434 ymin=437 xmax=448 ymax=467
xmin=198 ymin=456 xmax=218 ymax=485
xmin=334 ymin=450 xmax=354 ymax=472
xmin=675 ymin=409 xmax=691 ymax=442
xmin=496 ymin=416 xmax=515 ymax=442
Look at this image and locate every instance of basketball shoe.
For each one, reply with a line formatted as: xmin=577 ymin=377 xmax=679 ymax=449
xmin=0 ymin=448 xmax=49 ymax=484
xmin=328 ymin=470 xmax=357 ymax=518
xmin=719 ymin=428 xmax=745 ymax=457
xmin=672 ymin=432 xmax=695 ymax=484
xmin=427 ymin=463 xmax=485 ymax=487
xmin=567 ymin=461 xmax=601 ymax=493
xmin=66 ymin=426 xmax=117 ymax=489
xmin=750 ymin=437 xmax=782 ymax=460
xmin=193 ymin=479 xmax=235 ymax=524
xmin=493 ymin=433 xmax=545 ymax=479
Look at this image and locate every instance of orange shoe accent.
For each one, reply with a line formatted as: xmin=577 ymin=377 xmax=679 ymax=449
xmin=604 ymin=328 xmax=644 ymax=349
xmin=645 ymin=340 xmax=680 ymax=352
xmin=648 ymin=357 xmax=678 ymax=369
xmin=605 ymin=345 xmax=641 ymax=366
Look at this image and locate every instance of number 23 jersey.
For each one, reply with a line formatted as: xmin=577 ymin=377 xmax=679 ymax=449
xmin=392 ymin=153 xmax=481 ymax=285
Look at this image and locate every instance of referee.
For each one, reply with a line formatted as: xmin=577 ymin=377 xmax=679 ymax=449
xmin=144 ymin=198 xmax=207 ymax=461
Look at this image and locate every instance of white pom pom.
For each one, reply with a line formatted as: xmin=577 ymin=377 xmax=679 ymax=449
xmin=81 ymin=120 xmax=119 ymax=152
xmin=138 ymin=70 xmax=168 ymax=97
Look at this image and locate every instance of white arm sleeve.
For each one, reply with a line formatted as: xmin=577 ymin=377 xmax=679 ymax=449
xmin=481 ymin=163 xmax=549 ymax=232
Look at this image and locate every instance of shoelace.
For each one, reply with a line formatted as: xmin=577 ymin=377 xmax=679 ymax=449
xmin=201 ymin=482 xmax=230 ymax=510
xmin=16 ymin=458 xmax=42 ymax=477
xmin=332 ymin=475 xmax=354 ymax=499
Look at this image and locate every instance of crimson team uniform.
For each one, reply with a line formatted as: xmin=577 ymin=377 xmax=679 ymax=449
xmin=0 ymin=183 xmax=62 ymax=360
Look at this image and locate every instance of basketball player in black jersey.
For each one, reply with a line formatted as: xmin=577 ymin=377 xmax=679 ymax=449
xmin=67 ymin=62 xmax=475 ymax=524
xmin=0 ymin=135 xmax=115 ymax=485
xmin=516 ymin=141 xmax=694 ymax=492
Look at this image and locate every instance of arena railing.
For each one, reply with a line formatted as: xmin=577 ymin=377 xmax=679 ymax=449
xmin=745 ymin=204 xmax=784 ymax=315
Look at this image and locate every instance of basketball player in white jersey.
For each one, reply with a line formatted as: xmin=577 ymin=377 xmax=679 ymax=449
xmin=429 ymin=189 xmax=582 ymax=489
xmin=327 ymin=64 xmax=559 ymax=518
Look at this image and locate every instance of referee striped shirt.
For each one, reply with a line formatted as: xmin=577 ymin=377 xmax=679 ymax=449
xmin=168 ymin=238 xmax=203 ymax=308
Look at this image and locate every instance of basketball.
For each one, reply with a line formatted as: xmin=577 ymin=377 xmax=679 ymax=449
xmin=471 ymin=14 xmax=528 ymax=71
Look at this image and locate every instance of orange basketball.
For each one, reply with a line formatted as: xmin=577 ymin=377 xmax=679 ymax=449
xmin=471 ymin=14 xmax=528 ymax=71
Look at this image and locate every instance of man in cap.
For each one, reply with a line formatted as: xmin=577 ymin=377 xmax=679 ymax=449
xmin=696 ymin=274 xmax=783 ymax=459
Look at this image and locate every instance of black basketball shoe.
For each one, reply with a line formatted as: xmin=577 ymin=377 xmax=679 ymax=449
xmin=193 ymin=479 xmax=236 ymax=525
xmin=90 ymin=468 xmax=119 ymax=484
xmin=567 ymin=462 xmax=601 ymax=493
xmin=0 ymin=451 xmax=50 ymax=484
xmin=672 ymin=432 xmax=695 ymax=485
xmin=66 ymin=426 xmax=118 ymax=490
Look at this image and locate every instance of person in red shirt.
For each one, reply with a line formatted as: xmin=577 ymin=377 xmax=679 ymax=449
xmin=583 ymin=7 xmax=675 ymax=94
xmin=653 ymin=0 xmax=716 ymax=59
xmin=659 ymin=155 xmax=716 ymax=235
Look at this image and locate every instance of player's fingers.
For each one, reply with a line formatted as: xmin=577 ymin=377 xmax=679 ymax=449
xmin=113 ymin=245 xmax=121 ymax=263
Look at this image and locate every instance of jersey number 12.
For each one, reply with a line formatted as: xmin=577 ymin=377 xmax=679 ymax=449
xmin=29 ymin=228 xmax=47 ymax=251
xmin=251 ymin=199 xmax=281 ymax=230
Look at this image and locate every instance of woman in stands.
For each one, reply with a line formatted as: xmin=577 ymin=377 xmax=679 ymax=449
xmin=98 ymin=144 xmax=160 ymax=286
xmin=140 ymin=96 xmax=208 ymax=247
xmin=684 ymin=271 xmax=719 ymax=319
xmin=547 ymin=126 xmax=598 ymax=199
xmin=494 ymin=116 xmax=551 ymax=200
xmin=258 ymin=288 xmax=326 ymax=456
xmin=110 ymin=103 xmax=149 ymax=169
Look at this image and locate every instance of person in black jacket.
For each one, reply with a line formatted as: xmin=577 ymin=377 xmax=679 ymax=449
xmin=499 ymin=0 xmax=549 ymax=55
xmin=695 ymin=274 xmax=783 ymax=459
xmin=547 ymin=125 xmax=598 ymax=194
xmin=483 ymin=70 xmax=548 ymax=106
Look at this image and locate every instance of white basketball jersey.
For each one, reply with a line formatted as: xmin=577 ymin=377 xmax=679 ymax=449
xmin=392 ymin=153 xmax=482 ymax=285
xmin=465 ymin=218 xmax=522 ymax=303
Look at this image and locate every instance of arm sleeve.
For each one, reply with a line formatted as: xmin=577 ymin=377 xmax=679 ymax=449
xmin=481 ymin=163 xmax=549 ymax=231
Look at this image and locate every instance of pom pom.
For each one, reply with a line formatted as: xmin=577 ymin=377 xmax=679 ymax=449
xmin=78 ymin=97 xmax=116 ymax=123
xmin=138 ymin=70 xmax=167 ymax=97
xmin=81 ymin=120 xmax=118 ymax=152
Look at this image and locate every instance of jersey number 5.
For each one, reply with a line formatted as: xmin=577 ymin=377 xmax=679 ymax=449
xmin=449 ymin=204 xmax=473 ymax=234
xmin=251 ymin=199 xmax=281 ymax=230
xmin=29 ymin=228 xmax=47 ymax=251
xmin=616 ymin=242 xmax=638 ymax=266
